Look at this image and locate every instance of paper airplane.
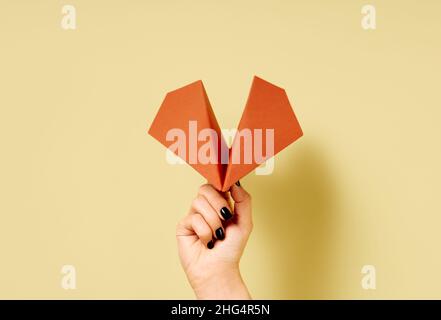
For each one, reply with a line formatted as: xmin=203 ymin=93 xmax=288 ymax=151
xmin=148 ymin=76 xmax=303 ymax=192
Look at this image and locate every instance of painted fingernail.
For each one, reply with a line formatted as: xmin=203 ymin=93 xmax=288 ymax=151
xmin=220 ymin=207 xmax=232 ymax=220
xmin=207 ymin=240 xmax=214 ymax=249
xmin=215 ymin=228 xmax=225 ymax=240
xmin=235 ymin=180 xmax=241 ymax=187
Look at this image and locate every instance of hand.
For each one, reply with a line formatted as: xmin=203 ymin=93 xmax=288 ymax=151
xmin=176 ymin=182 xmax=253 ymax=299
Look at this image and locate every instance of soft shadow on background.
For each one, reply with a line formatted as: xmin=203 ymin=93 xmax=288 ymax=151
xmin=248 ymin=139 xmax=342 ymax=299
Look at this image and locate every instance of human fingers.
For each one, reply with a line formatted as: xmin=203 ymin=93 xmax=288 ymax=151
xmin=190 ymin=195 xmax=225 ymax=241
xmin=198 ymin=184 xmax=234 ymax=222
xmin=176 ymin=213 xmax=214 ymax=249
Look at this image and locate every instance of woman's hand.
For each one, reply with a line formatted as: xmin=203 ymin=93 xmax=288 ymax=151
xmin=176 ymin=182 xmax=253 ymax=299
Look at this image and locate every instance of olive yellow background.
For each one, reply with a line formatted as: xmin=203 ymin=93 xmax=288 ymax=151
xmin=1 ymin=0 xmax=441 ymax=299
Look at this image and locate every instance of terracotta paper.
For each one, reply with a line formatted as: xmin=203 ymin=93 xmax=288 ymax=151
xmin=148 ymin=76 xmax=303 ymax=191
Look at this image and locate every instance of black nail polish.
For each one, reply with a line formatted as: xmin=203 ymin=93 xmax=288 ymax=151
xmin=235 ymin=180 xmax=241 ymax=187
xmin=215 ymin=228 xmax=225 ymax=240
xmin=207 ymin=240 xmax=214 ymax=249
xmin=220 ymin=207 xmax=232 ymax=220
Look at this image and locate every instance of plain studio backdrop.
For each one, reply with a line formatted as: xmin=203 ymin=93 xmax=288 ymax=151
xmin=0 ymin=0 xmax=440 ymax=299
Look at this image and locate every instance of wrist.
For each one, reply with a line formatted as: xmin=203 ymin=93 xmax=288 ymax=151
xmin=190 ymin=265 xmax=251 ymax=300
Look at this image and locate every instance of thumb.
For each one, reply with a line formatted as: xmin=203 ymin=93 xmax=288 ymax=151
xmin=230 ymin=181 xmax=252 ymax=231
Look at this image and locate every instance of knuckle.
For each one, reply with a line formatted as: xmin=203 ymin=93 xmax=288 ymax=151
xmin=198 ymin=184 xmax=210 ymax=194
xmin=176 ymin=216 xmax=188 ymax=233
xmin=191 ymin=196 xmax=201 ymax=208
xmin=192 ymin=195 xmax=207 ymax=211
xmin=191 ymin=213 xmax=201 ymax=225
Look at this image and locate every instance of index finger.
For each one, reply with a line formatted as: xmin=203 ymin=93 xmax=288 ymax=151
xmin=198 ymin=184 xmax=234 ymax=221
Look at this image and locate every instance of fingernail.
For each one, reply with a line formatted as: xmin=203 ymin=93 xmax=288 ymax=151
xmin=235 ymin=180 xmax=241 ymax=187
xmin=215 ymin=228 xmax=225 ymax=240
xmin=220 ymin=207 xmax=232 ymax=220
xmin=207 ymin=240 xmax=214 ymax=249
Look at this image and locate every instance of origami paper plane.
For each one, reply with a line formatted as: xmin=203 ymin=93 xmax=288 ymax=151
xmin=148 ymin=76 xmax=303 ymax=192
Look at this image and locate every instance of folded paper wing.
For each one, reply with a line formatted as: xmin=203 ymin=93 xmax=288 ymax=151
xmin=148 ymin=81 xmax=227 ymax=191
xmin=148 ymin=76 xmax=303 ymax=192
xmin=222 ymin=77 xmax=303 ymax=191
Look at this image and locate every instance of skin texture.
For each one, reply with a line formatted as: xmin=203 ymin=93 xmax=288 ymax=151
xmin=176 ymin=182 xmax=253 ymax=299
